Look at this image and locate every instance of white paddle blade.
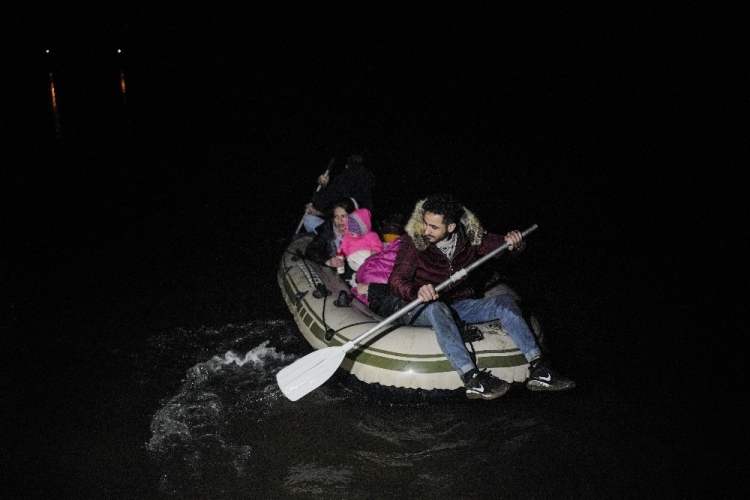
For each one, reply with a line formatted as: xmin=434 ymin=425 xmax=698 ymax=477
xmin=277 ymin=347 xmax=347 ymax=401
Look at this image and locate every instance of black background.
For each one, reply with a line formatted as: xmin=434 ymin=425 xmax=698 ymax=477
xmin=2 ymin=3 xmax=745 ymax=497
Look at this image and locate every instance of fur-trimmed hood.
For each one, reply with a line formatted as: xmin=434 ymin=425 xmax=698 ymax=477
xmin=404 ymin=198 xmax=485 ymax=251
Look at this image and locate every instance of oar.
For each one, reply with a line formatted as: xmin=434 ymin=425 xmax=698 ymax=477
xmin=277 ymin=223 xmax=539 ymax=401
xmin=293 ymin=158 xmax=336 ymax=236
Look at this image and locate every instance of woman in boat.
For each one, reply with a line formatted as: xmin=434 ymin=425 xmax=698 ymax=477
xmin=304 ymin=198 xmax=356 ymax=269
xmin=302 ymin=154 xmax=376 ymax=233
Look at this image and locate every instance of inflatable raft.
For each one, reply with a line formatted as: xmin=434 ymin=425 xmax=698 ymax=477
xmin=278 ymin=234 xmax=538 ymax=392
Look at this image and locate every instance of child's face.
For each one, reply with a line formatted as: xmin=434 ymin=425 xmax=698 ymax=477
xmin=348 ymin=220 xmax=362 ymax=237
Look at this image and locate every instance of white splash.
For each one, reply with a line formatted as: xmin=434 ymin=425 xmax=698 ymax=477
xmin=187 ymin=340 xmax=295 ymax=385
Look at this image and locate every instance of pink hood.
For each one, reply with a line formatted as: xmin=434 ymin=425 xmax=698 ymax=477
xmin=340 ymin=208 xmax=383 ymax=258
xmin=347 ymin=208 xmax=372 ymax=235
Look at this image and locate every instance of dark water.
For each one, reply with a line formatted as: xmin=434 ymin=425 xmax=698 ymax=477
xmin=3 ymin=4 xmax=743 ymax=499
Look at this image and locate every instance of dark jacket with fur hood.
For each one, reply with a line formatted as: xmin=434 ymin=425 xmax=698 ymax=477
xmin=389 ymin=199 xmax=524 ymax=305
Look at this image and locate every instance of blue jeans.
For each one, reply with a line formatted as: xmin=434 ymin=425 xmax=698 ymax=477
xmin=403 ymin=293 xmax=542 ymax=378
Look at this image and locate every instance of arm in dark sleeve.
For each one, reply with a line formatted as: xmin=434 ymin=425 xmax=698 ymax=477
xmin=478 ymin=232 xmax=506 ymax=256
xmin=311 ymin=177 xmax=347 ymax=211
xmin=388 ymin=236 xmax=421 ymax=302
xmin=304 ymin=223 xmax=334 ymax=265
xmin=478 ymin=231 xmax=526 ymax=258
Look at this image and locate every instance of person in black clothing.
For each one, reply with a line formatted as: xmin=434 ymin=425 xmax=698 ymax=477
xmin=302 ymin=155 xmax=376 ymax=233
xmin=304 ymin=198 xmax=356 ymax=270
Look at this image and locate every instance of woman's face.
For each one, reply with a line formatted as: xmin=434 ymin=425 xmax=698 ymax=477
xmin=333 ymin=207 xmax=348 ymax=231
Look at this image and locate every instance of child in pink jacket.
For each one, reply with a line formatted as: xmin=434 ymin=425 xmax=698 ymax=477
xmin=350 ymin=237 xmax=401 ymax=308
xmin=339 ymin=208 xmax=383 ymax=272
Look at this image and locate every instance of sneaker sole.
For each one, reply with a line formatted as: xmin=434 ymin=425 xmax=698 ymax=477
xmin=526 ymin=380 xmax=576 ymax=392
xmin=466 ymin=383 xmax=510 ymax=400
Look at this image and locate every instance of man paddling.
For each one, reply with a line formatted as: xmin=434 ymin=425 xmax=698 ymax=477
xmin=389 ymin=194 xmax=575 ymax=400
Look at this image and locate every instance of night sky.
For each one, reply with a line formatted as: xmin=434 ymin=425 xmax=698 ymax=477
xmin=8 ymin=3 xmax=739 ymax=269
xmin=8 ymin=4 xmax=737 ymax=193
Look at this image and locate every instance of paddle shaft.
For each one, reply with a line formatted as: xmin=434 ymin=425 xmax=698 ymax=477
xmin=294 ymin=167 xmax=331 ymax=235
xmin=339 ymin=224 xmax=538 ymax=352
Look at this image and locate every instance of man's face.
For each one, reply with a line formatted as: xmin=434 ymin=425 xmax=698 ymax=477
xmin=423 ymin=211 xmax=456 ymax=244
xmin=333 ymin=207 xmax=348 ymax=231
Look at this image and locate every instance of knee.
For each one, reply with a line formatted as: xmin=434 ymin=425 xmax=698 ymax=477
xmin=491 ymin=293 xmax=522 ymax=314
xmin=423 ymin=301 xmax=453 ymax=321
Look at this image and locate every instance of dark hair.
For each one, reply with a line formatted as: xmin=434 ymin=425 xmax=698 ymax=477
xmin=345 ymin=154 xmax=364 ymax=168
xmin=329 ymin=198 xmax=355 ymax=217
xmin=381 ymin=213 xmax=406 ymax=235
xmin=422 ymin=194 xmax=464 ymax=226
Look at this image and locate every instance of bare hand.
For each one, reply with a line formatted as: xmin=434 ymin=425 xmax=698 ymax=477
xmin=306 ymin=203 xmax=323 ymax=216
xmin=318 ymin=173 xmax=330 ymax=187
xmin=417 ymin=284 xmax=439 ymax=302
xmin=504 ymin=230 xmax=523 ymax=251
xmin=328 ymin=256 xmax=344 ymax=268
